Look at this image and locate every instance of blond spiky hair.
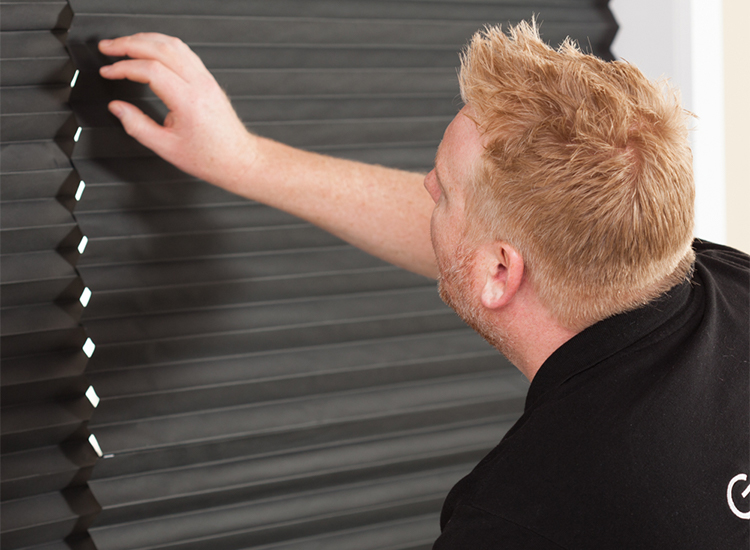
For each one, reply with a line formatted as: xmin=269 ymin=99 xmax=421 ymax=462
xmin=459 ymin=20 xmax=695 ymax=331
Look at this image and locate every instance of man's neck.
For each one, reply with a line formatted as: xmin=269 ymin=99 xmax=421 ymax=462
xmin=500 ymin=287 xmax=580 ymax=382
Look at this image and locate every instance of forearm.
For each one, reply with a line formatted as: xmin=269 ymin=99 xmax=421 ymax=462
xmin=249 ymin=137 xmax=437 ymax=278
xmin=215 ymin=132 xmax=437 ymax=277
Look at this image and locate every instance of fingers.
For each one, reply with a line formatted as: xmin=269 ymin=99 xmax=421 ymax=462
xmin=100 ymin=58 xmax=187 ymax=112
xmin=108 ymin=100 xmax=174 ymax=158
xmin=99 ymin=33 xmax=205 ymax=82
xmin=96 ymin=33 xmax=240 ymax=181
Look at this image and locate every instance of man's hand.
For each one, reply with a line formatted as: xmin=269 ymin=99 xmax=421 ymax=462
xmin=98 ymin=33 xmax=438 ymax=278
xmin=99 ymin=33 xmax=256 ymax=191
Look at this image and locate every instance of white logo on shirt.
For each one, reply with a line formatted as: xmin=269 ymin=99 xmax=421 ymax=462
xmin=727 ymin=474 xmax=750 ymax=519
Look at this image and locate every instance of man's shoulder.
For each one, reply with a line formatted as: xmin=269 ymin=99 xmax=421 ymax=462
xmin=438 ymin=244 xmax=749 ymax=548
xmin=692 ymin=238 xmax=749 ymax=334
xmin=693 ymin=238 xmax=750 ymax=272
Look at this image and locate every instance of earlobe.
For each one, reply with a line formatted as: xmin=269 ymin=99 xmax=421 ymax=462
xmin=479 ymin=243 xmax=524 ymax=310
xmin=480 ymin=278 xmax=507 ymax=309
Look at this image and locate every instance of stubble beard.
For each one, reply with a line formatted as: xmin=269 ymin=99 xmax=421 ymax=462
xmin=436 ymin=244 xmax=517 ymax=361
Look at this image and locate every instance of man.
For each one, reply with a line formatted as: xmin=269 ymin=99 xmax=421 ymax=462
xmin=98 ymin=21 xmax=749 ymax=549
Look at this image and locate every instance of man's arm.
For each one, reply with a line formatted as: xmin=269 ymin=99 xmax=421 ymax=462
xmin=98 ymin=33 xmax=438 ymax=278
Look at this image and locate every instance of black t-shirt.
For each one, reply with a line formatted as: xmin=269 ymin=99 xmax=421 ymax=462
xmin=435 ymin=241 xmax=750 ymax=549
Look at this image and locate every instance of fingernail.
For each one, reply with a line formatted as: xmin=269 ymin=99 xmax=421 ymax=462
xmin=100 ymin=39 xmax=112 ymax=47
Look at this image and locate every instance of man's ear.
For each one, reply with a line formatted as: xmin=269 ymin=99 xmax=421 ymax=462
xmin=478 ymin=241 xmax=524 ymax=310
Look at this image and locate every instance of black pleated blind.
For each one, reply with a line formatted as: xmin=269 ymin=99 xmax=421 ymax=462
xmin=0 ymin=2 xmax=102 ymax=549
xmin=2 ymin=2 xmax=616 ymax=549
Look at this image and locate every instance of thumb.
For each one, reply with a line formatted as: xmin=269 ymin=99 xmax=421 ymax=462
xmin=108 ymin=100 xmax=172 ymax=157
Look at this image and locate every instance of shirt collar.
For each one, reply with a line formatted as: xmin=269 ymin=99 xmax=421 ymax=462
xmin=524 ymin=277 xmax=695 ymax=412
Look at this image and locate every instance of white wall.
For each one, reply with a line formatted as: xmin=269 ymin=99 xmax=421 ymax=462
xmin=723 ymin=0 xmax=750 ymax=254
xmin=609 ymin=0 xmax=727 ymax=245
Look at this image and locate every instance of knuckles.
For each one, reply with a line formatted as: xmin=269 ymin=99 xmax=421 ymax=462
xmin=121 ymin=118 xmax=139 ymax=138
xmin=118 ymin=33 xmax=189 ymax=57
xmin=143 ymin=59 xmax=169 ymax=77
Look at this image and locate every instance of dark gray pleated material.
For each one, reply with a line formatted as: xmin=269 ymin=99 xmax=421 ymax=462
xmin=1 ymin=1 xmax=615 ymax=549
xmin=0 ymin=2 xmax=100 ymax=549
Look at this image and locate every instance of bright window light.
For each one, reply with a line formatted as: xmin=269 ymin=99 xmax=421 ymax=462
xmin=78 ymin=235 xmax=88 ymax=254
xmin=75 ymin=180 xmax=86 ymax=201
xmin=88 ymin=434 xmax=103 ymax=457
xmin=79 ymin=287 xmax=92 ymax=307
xmin=85 ymin=385 xmax=100 ymax=408
xmin=82 ymin=338 xmax=96 ymax=358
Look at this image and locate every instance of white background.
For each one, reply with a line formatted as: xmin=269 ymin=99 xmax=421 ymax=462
xmin=610 ymin=0 xmax=748 ymax=252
